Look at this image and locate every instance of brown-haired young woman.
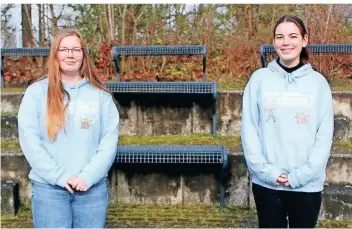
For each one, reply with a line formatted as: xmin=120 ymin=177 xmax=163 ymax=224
xmin=18 ymin=29 xmax=119 ymax=228
xmin=241 ymin=15 xmax=334 ymax=228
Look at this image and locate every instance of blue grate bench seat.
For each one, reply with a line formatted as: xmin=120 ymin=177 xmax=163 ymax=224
xmin=1 ymin=48 xmax=51 ymax=57
xmin=105 ymin=81 xmax=216 ymax=94
xmin=116 ymin=145 xmax=228 ymax=208
xmin=110 ymin=45 xmax=218 ymax=136
xmin=260 ymin=44 xmax=352 ymax=67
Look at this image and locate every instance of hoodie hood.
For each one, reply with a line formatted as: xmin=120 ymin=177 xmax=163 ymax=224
xmin=267 ymin=59 xmax=314 ymax=88
xmin=61 ymin=77 xmax=89 ymax=89
xmin=61 ymin=77 xmax=89 ymax=121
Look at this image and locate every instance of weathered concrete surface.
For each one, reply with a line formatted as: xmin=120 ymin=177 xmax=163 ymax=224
xmin=216 ymin=92 xmax=243 ymax=136
xmin=2 ymin=91 xmax=352 ymax=139
xmin=320 ymin=185 xmax=352 ymax=220
xmin=333 ymin=116 xmax=351 ymax=141
xmin=1 ymin=116 xmax=18 ymax=140
xmin=225 ymin=154 xmax=250 ymax=207
xmin=1 ymin=180 xmax=19 ymax=216
xmin=326 ymin=155 xmax=352 ymax=185
xmin=2 ymin=152 xmax=351 ymax=218
xmin=1 ymin=93 xmax=23 ymax=114
xmin=116 ymin=164 xmax=183 ymax=205
xmin=333 ymin=92 xmax=352 ymax=118
xmin=1 ymin=153 xmax=32 ymax=204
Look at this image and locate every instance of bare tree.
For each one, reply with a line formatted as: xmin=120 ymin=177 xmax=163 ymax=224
xmin=117 ymin=4 xmax=128 ymax=45
xmin=1 ymin=4 xmax=16 ymax=48
xmin=48 ymin=4 xmax=65 ymax=37
xmin=22 ymin=4 xmax=36 ymax=47
xmin=322 ymin=4 xmax=333 ymax=43
xmin=127 ymin=5 xmax=146 ymax=45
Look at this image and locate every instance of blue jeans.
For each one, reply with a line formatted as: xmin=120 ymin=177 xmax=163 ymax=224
xmin=31 ymin=178 xmax=109 ymax=228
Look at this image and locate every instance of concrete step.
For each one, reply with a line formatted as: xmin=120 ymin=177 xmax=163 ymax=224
xmin=1 ymin=114 xmax=351 ymax=141
xmin=321 ymin=184 xmax=352 ymax=220
xmin=1 ymin=180 xmax=19 ymax=216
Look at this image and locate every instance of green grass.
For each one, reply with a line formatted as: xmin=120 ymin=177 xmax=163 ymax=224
xmin=332 ymin=138 xmax=352 ymax=153
xmin=217 ymin=81 xmax=247 ymax=91
xmin=1 ymin=88 xmax=25 ymax=93
xmin=1 ymin=203 xmax=352 ymax=228
xmin=119 ymin=134 xmax=242 ymax=151
xmin=0 ymin=135 xmax=242 ymax=153
xmin=2 ymin=136 xmax=352 ymax=154
xmin=1 ymin=112 xmax=17 ymax=116
xmin=329 ymin=80 xmax=352 ymax=91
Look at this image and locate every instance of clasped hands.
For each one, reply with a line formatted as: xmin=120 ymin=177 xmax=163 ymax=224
xmin=64 ymin=176 xmax=88 ymax=193
xmin=276 ymin=173 xmax=290 ymax=187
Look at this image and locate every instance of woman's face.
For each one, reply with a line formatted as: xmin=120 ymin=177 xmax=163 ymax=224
xmin=273 ymin=22 xmax=308 ymax=67
xmin=57 ymin=35 xmax=83 ymax=74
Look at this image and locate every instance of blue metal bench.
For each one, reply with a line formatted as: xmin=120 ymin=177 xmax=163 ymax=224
xmin=116 ymin=145 xmax=228 ymax=209
xmin=1 ymin=48 xmax=52 ymax=88
xmin=106 ymin=45 xmax=217 ymax=136
xmin=260 ymin=44 xmax=352 ymax=67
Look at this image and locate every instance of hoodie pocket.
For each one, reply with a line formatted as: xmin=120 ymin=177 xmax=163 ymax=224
xmin=264 ymin=142 xmax=280 ymax=166
xmin=265 ymin=141 xmax=313 ymax=173
xmin=287 ymin=141 xmax=313 ymax=170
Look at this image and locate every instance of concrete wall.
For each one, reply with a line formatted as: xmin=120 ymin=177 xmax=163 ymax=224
xmin=2 ymin=91 xmax=352 ymax=219
xmin=1 ymin=152 xmax=351 ymax=220
xmin=2 ymin=91 xmax=352 ymax=140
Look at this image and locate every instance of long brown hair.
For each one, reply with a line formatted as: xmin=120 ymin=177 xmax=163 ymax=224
xmin=273 ymin=15 xmax=309 ymax=62
xmin=46 ymin=29 xmax=111 ymax=140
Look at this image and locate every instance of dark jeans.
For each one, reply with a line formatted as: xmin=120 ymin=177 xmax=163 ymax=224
xmin=252 ymin=183 xmax=322 ymax=228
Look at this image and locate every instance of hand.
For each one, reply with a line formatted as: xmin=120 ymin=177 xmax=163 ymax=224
xmin=284 ymin=181 xmax=290 ymax=187
xmin=275 ymin=173 xmax=288 ymax=186
xmin=65 ymin=183 xmax=74 ymax=193
xmin=67 ymin=176 xmax=79 ymax=188
xmin=65 ymin=176 xmax=79 ymax=193
xmin=75 ymin=176 xmax=88 ymax=191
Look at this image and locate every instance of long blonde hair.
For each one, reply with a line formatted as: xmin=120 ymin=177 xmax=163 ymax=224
xmin=46 ymin=29 xmax=111 ymax=140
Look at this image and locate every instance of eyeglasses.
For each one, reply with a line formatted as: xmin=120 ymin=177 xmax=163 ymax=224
xmin=58 ymin=47 xmax=83 ymax=57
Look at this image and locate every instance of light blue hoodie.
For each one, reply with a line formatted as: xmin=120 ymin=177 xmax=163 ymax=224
xmin=241 ymin=59 xmax=334 ymax=192
xmin=18 ymin=77 xmax=119 ymax=189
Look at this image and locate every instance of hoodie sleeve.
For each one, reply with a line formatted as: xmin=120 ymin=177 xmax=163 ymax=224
xmin=288 ymin=78 xmax=334 ymax=188
xmin=241 ymin=72 xmax=282 ymax=186
xmin=78 ymin=93 xmax=119 ymax=189
xmin=18 ymin=83 xmax=72 ymax=187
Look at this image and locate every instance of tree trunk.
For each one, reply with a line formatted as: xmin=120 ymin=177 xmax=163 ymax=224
xmin=322 ymin=4 xmax=333 ymax=43
xmin=22 ymin=4 xmax=33 ymax=47
xmin=118 ymin=4 xmax=127 ymax=46
xmin=38 ymin=4 xmax=46 ymax=46
xmin=247 ymin=4 xmax=254 ymax=40
xmin=253 ymin=5 xmax=259 ymax=36
xmin=128 ymin=5 xmax=145 ymax=45
xmin=100 ymin=5 xmax=110 ymax=42
xmin=108 ymin=4 xmax=115 ymax=42
xmin=49 ymin=4 xmax=60 ymax=37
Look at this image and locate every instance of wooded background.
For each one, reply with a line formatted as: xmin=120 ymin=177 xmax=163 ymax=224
xmin=1 ymin=4 xmax=352 ymax=87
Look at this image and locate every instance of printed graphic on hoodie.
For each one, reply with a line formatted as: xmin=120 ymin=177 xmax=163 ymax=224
xmin=295 ymin=112 xmax=311 ymax=124
xmin=263 ymin=92 xmax=315 ymax=124
xmin=67 ymin=101 xmax=99 ymax=129
xmin=264 ymin=105 xmax=276 ymax=122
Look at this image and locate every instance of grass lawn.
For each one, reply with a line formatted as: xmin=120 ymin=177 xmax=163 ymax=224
xmin=1 ymin=203 xmax=352 ymax=228
xmin=1 ymin=135 xmax=351 ymax=154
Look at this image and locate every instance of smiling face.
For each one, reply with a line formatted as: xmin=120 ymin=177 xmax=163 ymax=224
xmin=273 ymin=21 xmax=308 ymax=68
xmin=57 ymin=35 xmax=83 ymax=75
